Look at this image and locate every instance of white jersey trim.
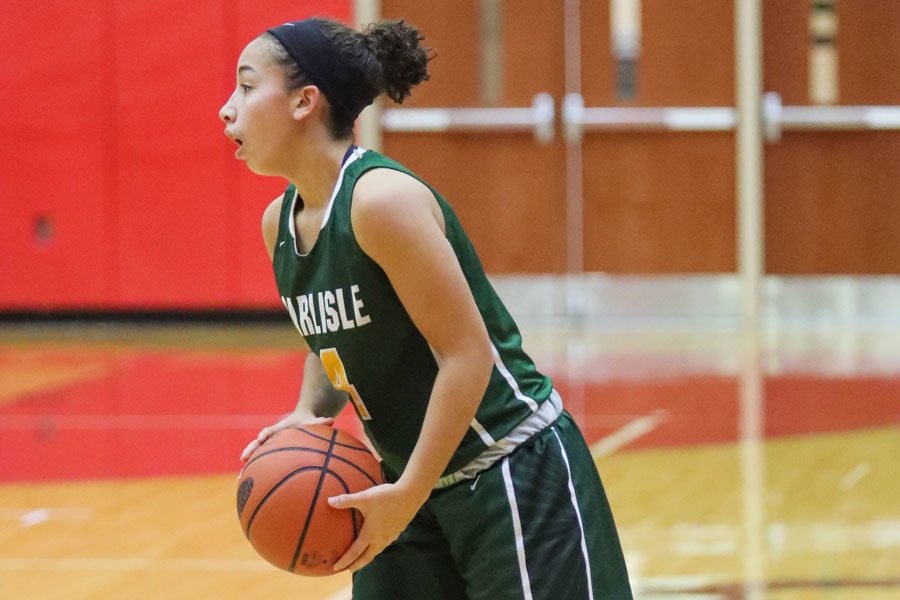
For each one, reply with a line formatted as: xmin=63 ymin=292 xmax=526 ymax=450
xmin=321 ymin=146 xmax=366 ymax=228
xmin=470 ymin=418 xmax=496 ymax=446
xmin=491 ymin=344 xmax=540 ymax=413
xmin=288 ymin=146 xmax=367 ymax=257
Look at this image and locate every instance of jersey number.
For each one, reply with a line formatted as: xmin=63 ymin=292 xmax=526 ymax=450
xmin=319 ymin=348 xmax=372 ymax=420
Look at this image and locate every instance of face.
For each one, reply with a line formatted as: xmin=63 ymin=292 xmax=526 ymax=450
xmin=219 ymin=38 xmax=300 ymax=176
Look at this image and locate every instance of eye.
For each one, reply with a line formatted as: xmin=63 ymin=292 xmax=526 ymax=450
xmin=240 ymin=84 xmax=252 ymax=93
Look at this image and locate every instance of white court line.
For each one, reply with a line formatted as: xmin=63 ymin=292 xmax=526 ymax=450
xmin=590 ymin=410 xmax=668 ymax=458
xmin=0 ymin=507 xmax=94 ymax=527
xmin=0 ymin=508 xmax=93 ymax=519
xmin=840 ymin=462 xmax=870 ymax=490
xmin=19 ymin=509 xmax=50 ymax=527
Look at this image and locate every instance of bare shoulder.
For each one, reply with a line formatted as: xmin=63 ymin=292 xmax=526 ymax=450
xmin=351 ymin=168 xmax=445 ymax=244
xmin=354 ymin=167 xmax=431 ymax=202
xmin=261 ymin=194 xmax=286 ymax=261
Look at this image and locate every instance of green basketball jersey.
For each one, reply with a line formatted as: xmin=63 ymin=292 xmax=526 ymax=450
xmin=272 ymin=148 xmax=555 ymax=482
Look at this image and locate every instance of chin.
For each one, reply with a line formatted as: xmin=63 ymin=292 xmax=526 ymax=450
xmin=244 ymin=159 xmax=276 ymax=177
xmin=244 ymin=158 xmax=283 ymax=177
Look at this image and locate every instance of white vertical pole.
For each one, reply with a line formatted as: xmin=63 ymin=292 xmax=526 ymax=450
xmin=355 ymin=0 xmax=382 ymax=151
xmin=736 ymin=0 xmax=763 ymax=321
xmin=564 ymin=0 xmax=584 ymax=280
xmin=735 ymin=1 xmax=766 ymax=599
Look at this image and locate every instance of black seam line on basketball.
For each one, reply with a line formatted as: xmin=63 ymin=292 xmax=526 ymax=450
xmin=289 ymin=427 xmax=369 ymax=451
xmin=243 ymin=446 xmax=329 ymax=470
xmin=289 ymin=428 xmax=338 ymax=573
xmin=245 ymin=466 xmax=323 ymax=537
xmin=245 ymin=446 xmax=379 ymax=486
xmin=324 ymin=469 xmax=360 ymax=538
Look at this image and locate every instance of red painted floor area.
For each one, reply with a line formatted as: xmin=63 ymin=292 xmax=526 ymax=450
xmin=1 ymin=348 xmax=898 ymax=482
xmin=0 ymin=349 xmax=360 ymax=482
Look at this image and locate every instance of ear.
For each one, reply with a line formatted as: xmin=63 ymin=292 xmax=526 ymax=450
xmin=291 ymin=85 xmax=321 ymax=122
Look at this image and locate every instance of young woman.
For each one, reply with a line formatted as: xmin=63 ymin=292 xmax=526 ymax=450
xmin=221 ymin=16 xmax=632 ymax=600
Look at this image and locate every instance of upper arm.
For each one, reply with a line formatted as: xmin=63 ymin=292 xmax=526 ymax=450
xmin=299 ymin=352 xmax=350 ymax=418
xmin=261 ymin=195 xmax=284 ymax=261
xmin=350 ymin=169 xmax=492 ymax=363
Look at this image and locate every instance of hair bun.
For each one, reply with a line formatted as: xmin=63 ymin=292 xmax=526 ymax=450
xmin=364 ymin=20 xmax=432 ymax=104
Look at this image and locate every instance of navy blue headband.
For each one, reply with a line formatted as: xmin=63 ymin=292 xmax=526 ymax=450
xmin=267 ymin=19 xmax=373 ymax=121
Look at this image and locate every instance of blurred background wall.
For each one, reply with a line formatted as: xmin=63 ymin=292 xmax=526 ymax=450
xmin=1 ymin=0 xmax=898 ymax=313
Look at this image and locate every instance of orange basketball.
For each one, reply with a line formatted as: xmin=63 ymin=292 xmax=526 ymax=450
xmin=236 ymin=424 xmax=383 ymax=576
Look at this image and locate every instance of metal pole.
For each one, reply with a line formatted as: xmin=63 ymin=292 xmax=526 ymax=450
xmin=564 ymin=0 xmax=584 ymax=282
xmin=355 ymin=0 xmax=382 ymax=151
xmin=735 ymin=1 xmax=766 ymax=599
xmin=736 ymin=0 xmax=763 ymax=323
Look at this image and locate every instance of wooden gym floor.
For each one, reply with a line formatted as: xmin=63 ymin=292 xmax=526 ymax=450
xmin=0 ymin=319 xmax=898 ymax=599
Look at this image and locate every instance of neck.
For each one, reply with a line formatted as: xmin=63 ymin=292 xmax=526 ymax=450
xmin=285 ymin=131 xmax=354 ymax=210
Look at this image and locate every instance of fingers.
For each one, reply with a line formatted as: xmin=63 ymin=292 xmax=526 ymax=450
xmin=332 ymin=536 xmax=368 ymax=572
xmin=240 ymin=426 xmax=273 ymax=462
xmin=327 ymin=492 xmax=359 ymax=510
xmin=240 ymin=440 xmax=258 ymax=463
xmin=240 ymin=416 xmax=335 ymax=462
xmin=329 ymin=492 xmax=366 ymax=571
xmin=343 ymin=546 xmax=378 ymax=573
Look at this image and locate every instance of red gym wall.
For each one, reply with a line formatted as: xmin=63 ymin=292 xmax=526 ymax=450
xmin=0 ymin=0 xmax=349 ymax=310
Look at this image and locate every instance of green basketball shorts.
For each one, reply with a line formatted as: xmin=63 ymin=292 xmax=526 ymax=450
xmin=352 ymin=411 xmax=633 ymax=600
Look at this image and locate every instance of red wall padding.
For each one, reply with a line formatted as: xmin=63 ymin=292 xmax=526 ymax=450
xmin=0 ymin=0 xmax=349 ymax=310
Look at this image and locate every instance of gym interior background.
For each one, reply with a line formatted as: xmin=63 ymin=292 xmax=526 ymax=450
xmin=1 ymin=1 xmax=898 ymax=598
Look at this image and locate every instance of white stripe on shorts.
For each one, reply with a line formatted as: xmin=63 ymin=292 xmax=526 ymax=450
xmin=550 ymin=427 xmax=594 ymax=600
xmin=501 ymin=458 xmax=534 ymax=600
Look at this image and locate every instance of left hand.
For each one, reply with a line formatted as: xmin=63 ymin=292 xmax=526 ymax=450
xmin=328 ymin=482 xmax=428 ymax=573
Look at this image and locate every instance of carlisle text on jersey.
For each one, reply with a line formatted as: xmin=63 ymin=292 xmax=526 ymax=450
xmin=281 ymin=284 xmax=372 ymax=336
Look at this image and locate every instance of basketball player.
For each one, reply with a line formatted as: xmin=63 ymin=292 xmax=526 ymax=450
xmin=222 ymin=16 xmax=632 ymax=599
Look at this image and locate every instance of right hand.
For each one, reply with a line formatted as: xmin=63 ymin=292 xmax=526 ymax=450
xmin=240 ymin=412 xmax=335 ymax=462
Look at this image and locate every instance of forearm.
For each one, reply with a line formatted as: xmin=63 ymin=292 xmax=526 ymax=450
xmin=240 ymin=352 xmax=346 ymax=463
xmin=396 ymin=351 xmax=493 ymax=501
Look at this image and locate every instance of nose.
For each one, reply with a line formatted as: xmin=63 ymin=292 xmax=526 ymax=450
xmin=219 ymin=95 xmax=236 ymax=123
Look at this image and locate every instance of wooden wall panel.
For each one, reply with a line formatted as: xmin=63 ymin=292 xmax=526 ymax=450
xmin=381 ymin=0 xmax=567 ymax=273
xmin=581 ymin=1 xmax=736 ymax=273
xmin=764 ymin=1 xmax=900 ymax=274
xmin=636 ymin=0 xmax=734 ymax=106
xmin=386 ymin=134 xmax=567 ymax=273
xmin=582 ymin=0 xmax=734 ymax=107
xmin=762 ymin=0 xmax=808 ymax=104
xmin=766 ymin=133 xmax=900 ymax=275
xmin=379 ymin=1 xmax=481 ymax=108
xmin=583 ymin=133 xmax=735 ymax=273
xmin=840 ymin=0 xmax=900 ymax=104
